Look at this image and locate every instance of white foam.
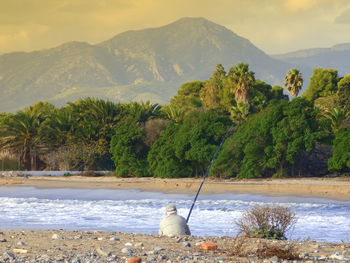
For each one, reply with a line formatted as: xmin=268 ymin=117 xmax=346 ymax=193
xmin=0 ymin=187 xmax=349 ymax=242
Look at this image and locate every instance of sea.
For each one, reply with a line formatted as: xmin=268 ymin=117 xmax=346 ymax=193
xmin=0 ymin=186 xmax=349 ymax=243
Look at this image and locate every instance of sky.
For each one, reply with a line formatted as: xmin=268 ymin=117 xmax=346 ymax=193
xmin=1 ymin=0 xmax=350 ymax=55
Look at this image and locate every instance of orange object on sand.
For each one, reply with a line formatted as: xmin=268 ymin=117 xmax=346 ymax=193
xmin=128 ymin=257 xmax=142 ymax=263
xmin=200 ymin=241 xmax=218 ymax=251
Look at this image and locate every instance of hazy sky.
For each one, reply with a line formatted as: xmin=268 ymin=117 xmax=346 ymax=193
xmin=1 ymin=0 xmax=350 ymax=55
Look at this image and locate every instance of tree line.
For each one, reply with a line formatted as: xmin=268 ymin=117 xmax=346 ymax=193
xmin=0 ymin=63 xmax=349 ymax=178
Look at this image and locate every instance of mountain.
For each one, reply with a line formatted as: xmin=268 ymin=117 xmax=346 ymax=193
xmin=0 ymin=17 xmax=291 ymax=112
xmin=273 ymin=43 xmax=350 ymax=76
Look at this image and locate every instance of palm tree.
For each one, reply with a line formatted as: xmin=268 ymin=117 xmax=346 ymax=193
xmin=67 ymin=97 xmax=123 ymax=140
xmin=200 ymin=64 xmax=226 ymax=108
xmin=0 ymin=110 xmax=42 ymax=170
xmin=127 ymin=101 xmax=161 ymax=123
xmin=284 ymin=68 xmax=303 ymax=97
xmin=229 ymin=103 xmax=250 ymax=125
xmin=162 ymin=105 xmax=185 ymax=123
xmin=40 ymin=107 xmax=77 ymax=147
xmin=323 ymin=108 xmax=349 ymax=133
xmin=0 ymin=102 xmax=55 ymax=170
xmin=228 ymin=63 xmax=255 ymax=104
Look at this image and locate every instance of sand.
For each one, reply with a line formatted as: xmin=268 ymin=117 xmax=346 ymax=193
xmin=1 ymin=175 xmax=350 ymax=200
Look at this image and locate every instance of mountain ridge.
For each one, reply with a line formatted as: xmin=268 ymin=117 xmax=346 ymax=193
xmin=0 ymin=17 xmax=293 ymax=112
xmin=272 ymin=43 xmax=350 ymax=76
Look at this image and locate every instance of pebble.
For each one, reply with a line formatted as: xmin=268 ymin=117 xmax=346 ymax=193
xmin=17 ymin=241 xmax=26 ymax=246
xmin=330 ymin=253 xmax=348 ymax=260
xmin=147 ymin=255 xmax=158 ymax=261
xmin=52 ymin=233 xmax=61 ymax=240
xmin=299 ymin=252 xmax=309 ymax=258
xmin=314 ymin=256 xmax=328 ymax=260
xmin=13 ymin=248 xmax=28 ymax=254
xmin=121 ymin=248 xmax=133 ymax=256
xmin=269 ymin=256 xmax=279 ymax=262
xmin=158 ymin=255 xmax=168 ymax=260
xmin=125 ymin=242 xmax=133 ymax=246
xmin=96 ymin=247 xmax=110 ymax=257
xmin=153 ymin=247 xmax=165 ymax=253
xmin=134 ymin=242 xmax=143 ymax=247
xmin=110 ymin=236 xmax=120 ymax=241
xmin=181 ymin=241 xmax=191 ymax=247
xmin=0 ymin=239 xmax=7 ymax=242
xmin=2 ymin=252 xmax=16 ymax=260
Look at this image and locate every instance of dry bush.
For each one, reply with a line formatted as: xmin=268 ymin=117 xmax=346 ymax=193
xmin=230 ymin=237 xmax=299 ymax=260
xmin=236 ymin=205 xmax=297 ymax=240
xmin=255 ymin=242 xmax=299 ymax=260
xmin=230 ymin=236 xmax=251 ymax=257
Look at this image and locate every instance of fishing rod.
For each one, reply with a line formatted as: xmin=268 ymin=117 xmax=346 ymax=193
xmin=186 ymin=127 xmax=234 ymax=224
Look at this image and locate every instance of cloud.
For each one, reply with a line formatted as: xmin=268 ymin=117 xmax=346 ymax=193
xmin=334 ymin=8 xmax=350 ymax=23
xmin=284 ymin=0 xmax=319 ymax=12
xmin=1 ymin=0 xmax=350 ymax=54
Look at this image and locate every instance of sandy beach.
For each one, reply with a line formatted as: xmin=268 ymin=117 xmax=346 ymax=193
xmin=1 ymin=175 xmax=350 ymax=200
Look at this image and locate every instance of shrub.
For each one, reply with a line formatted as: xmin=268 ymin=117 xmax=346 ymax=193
xmin=236 ymin=205 xmax=296 ymax=240
xmin=255 ymin=242 xmax=299 ymax=260
xmin=230 ymin=236 xmax=299 ymax=260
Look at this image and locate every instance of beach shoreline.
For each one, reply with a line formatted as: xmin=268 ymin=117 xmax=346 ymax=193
xmin=1 ymin=175 xmax=350 ymax=200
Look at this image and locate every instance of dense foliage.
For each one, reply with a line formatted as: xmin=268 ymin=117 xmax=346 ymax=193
xmin=148 ymin=110 xmax=230 ymax=178
xmin=328 ymin=128 xmax=350 ymax=172
xmin=0 ymin=64 xmax=349 ymax=177
xmin=303 ymin=68 xmax=339 ymax=101
xmin=212 ymin=99 xmax=325 ymax=178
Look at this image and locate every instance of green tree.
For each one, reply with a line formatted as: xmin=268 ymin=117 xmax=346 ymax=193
xmin=213 ymin=99 xmax=324 ymax=178
xmin=336 ymin=74 xmax=350 ymax=113
xmin=110 ymin=118 xmax=149 ymax=177
xmin=148 ymin=110 xmax=231 ymax=178
xmin=200 ymin=64 xmax=226 ymax=108
xmin=173 ymin=110 xmax=230 ymax=176
xmin=170 ymin=81 xmax=205 ymax=111
xmin=147 ymin=123 xmax=192 ymax=178
xmin=268 ymin=99 xmax=323 ymax=177
xmin=303 ymin=68 xmax=339 ymax=101
xmin=284 ymin=68 xmax=303 ymax=97
xmin=314 ymin=94 xmax=338 ymax=112
xmin=63 ymin=98 xmax=125 ymax=170
xmin=249 ymin=81 xmax=287 ymax=113
xmin=328 ymin=128 xmax=350 ymax=172
xmin=228 ymin=63 xmax=255 ymax=104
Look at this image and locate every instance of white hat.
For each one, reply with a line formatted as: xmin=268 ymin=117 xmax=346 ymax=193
xmin=166 ymin=205 xmax=177 ymax=213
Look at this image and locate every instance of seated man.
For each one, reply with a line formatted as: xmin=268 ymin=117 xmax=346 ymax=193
xmin=159 ymin=204 xmax=191 ymax=236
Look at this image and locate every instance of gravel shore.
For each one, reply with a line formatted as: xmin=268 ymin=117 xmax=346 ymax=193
xmin=0 ymin=230 xmax=349 ymax=263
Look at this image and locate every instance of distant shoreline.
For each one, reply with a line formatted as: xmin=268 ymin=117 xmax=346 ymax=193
xmin=1 ymin=176 xmax=350 ymax=201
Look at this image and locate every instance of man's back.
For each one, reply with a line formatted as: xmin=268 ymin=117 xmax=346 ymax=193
xmin=159 ymin=214 xmax=191 ymax=236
